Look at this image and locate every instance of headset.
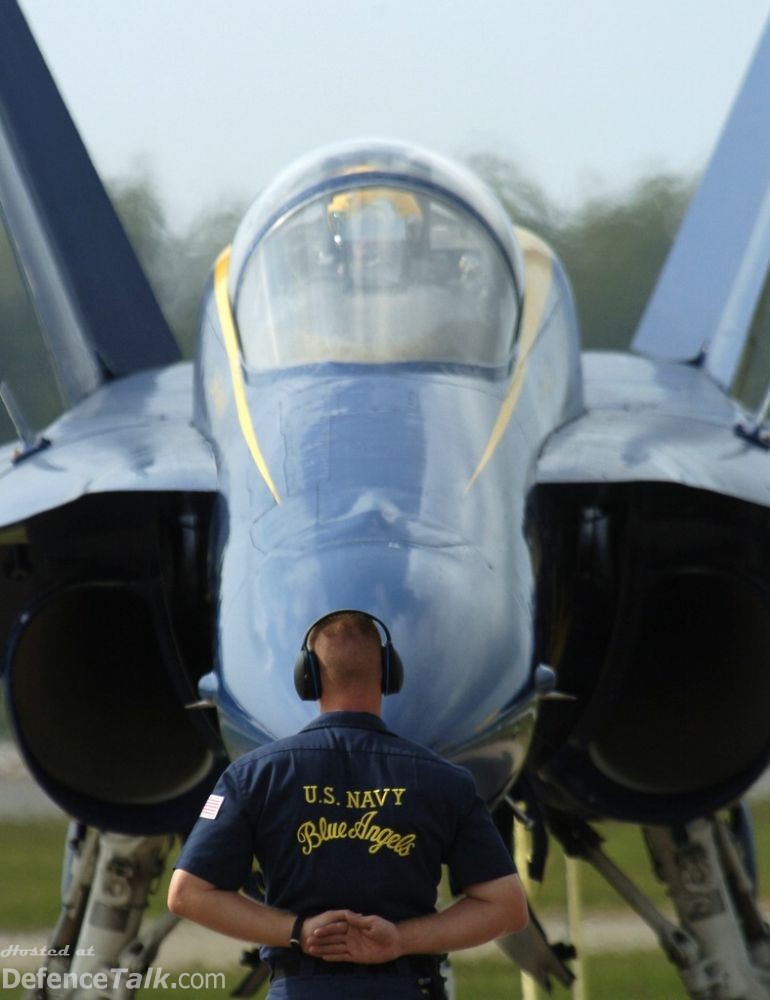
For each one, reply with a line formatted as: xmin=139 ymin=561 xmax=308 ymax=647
xmin=293 ymin=609 xmax=404 ymax=701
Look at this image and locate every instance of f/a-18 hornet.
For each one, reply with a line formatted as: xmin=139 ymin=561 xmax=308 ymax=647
xmin=3 ymin=3 xmax=770 ymax=998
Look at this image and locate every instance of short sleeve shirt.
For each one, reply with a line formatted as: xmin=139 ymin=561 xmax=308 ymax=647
xmin=175 ymin=711 xmax=515 ymax=958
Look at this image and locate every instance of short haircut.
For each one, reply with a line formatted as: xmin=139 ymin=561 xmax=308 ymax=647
xmin=309 ymin=612 xmax=381 ymax=687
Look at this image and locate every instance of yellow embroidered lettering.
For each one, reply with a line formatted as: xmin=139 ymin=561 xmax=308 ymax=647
xmin=295 ymin=809 xmax=415 ymax=858
xmin=323 ymin=819 xmax=347 ymax=838
xmin=367 ymin=825 xmax=390 ymax=854
xmin=396 ymin=835 xmax=416 ymax=857
xmin=297 ymin=821 xmax=322 ymax=855
xmin=303 ymin=785 xmax=318 ymax=804
xmin=344 ymin=787 xmax=407 ymax=807
xmin=323 ymin=786 xmax=336 ymax=804
xmin=350 ymin=810 xmax=377 ymax=839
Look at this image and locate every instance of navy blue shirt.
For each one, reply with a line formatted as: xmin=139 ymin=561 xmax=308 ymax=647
xmin=176 ymin=711 xmax=515 ymax=957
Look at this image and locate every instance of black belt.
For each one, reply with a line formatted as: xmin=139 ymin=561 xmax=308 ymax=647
xmin=269 ymin=955 xmax=441 ymax=981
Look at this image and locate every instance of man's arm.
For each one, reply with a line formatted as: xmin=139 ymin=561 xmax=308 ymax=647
xmin=398 ymin=873 xmax=528 ymax=954
xmin=307 ymin=873 xmax=528 ymax=963
xmin=168 ymin=869 xmax=347 ymax=949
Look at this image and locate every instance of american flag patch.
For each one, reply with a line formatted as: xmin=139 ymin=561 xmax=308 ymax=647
xmin=200 ymin=794 xmax=225 ymax=819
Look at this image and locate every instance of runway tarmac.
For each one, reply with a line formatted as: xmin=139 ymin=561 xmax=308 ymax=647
xmin=2 ymin=740 xmax=770 ymax=822
xmin=0 ymin=742 xmax=64 ymax=820
xmin=0 ymin=910 xmax=659 ymax=974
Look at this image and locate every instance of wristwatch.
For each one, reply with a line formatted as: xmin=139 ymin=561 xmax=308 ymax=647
xmin=289 ymin=914 xmax=305 ymax=953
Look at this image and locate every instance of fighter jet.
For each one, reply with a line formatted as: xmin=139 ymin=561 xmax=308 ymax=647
xmin=2 ymin=1 xmax=770 ymax=996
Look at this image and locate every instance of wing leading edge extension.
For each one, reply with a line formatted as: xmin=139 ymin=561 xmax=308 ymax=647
xmin=632 ymin=17 xmax=770 ymax=391
xmin=0 ymin=1 xmax=179 ymax=406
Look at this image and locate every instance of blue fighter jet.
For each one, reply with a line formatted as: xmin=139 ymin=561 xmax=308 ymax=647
xmin=3 ymin=2 xmax=770 ymax=996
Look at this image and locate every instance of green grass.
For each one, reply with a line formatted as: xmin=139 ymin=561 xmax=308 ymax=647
xmin=0 ymin=953 xmax=689 ymax=999
xmin=0 ymin=820 xmax=179 ymax=932
xmin=0 ymin=818 xmax=650 ymax=931
xmin=3 ymin=806 xmax=770 ymax=997
xmin=522 ymin=798 xmax=770 ymax=916
xmin=455 ymin=951 xmax=688 ymax=1000
xmin=0 ymin=819 xmax=70 ymax=931
xmin=129 ymin=952 xmax=686 ymax=1000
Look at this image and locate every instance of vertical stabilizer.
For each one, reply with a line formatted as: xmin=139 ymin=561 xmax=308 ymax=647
xmin=632 ymin=19 xmax=770 ymax=391
xmin=0 ymin=2 xmax=180 ymax=406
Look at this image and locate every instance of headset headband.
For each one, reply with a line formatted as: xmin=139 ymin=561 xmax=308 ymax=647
xmin=301 ymin=609 xmax=392 ymax=653
xmin=294 ymin=608 xmax=403 ymax=700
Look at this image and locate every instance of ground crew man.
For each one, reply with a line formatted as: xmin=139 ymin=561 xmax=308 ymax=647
xmin=168 ymin=610 xmax=528 ymax=998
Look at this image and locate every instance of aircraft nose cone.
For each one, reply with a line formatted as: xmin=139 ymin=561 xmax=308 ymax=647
xmin=215 ymin=371 xmax=536 ymax=756
xmin=215 ymin=512 xmax=534 ymax=755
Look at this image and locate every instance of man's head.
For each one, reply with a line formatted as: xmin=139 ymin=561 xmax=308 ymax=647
xmin=294 ymin=610 xmax=404 ymax=707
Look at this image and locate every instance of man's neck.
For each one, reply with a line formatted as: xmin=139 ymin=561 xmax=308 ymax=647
xmin=318 ymin=692 xmax=382 ymax=715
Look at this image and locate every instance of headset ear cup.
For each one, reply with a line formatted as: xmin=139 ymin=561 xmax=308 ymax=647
xmin=293 ymin=650 xmax=309 ymax=699
xmin=307 ymin=650 xmax=322 ymax=700
xmin=382 ymin=643 xmax=405 ymax=695
xmin=294 ymin=650 xmax=321 ymax=701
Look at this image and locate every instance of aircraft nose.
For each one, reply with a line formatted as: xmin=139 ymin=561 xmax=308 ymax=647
xmin=249 ymin=496 xmax=463 ymax=556
xmin=216 ymin=508 xmax=534 ymax=754
xmin=215 ymin=371 xmax=535 ymax=754
xmin=243 ymin=372 xmax=475 ymax=558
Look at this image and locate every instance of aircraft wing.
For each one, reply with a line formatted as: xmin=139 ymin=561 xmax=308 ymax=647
xmin=0 ymin=3 xmax=214 ymax=530
xmin=536 ymin=351 xmax=770 ymax=504
xmin=0 ymin=364 xmax=216 ymax=531
xmin=0 ymin=1 xmax=179 ymax=407
xmin=632 ymin=17 xmax=770 ymax=392
xmin=543 ymin=15 xmax=770 ymax=498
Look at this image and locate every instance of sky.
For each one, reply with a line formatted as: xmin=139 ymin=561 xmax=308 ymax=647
xmin=17 ymin=1 xmax=770 ymax=231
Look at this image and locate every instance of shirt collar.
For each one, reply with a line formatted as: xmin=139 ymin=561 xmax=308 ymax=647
xmin=301 ymin=711 xmax=390 ymax=734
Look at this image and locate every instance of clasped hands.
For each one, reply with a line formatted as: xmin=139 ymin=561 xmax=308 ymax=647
xmin=299 ymin=910 xmax=402 ymax=964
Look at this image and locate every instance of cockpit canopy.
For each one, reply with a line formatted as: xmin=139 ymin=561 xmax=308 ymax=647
xmin=229 ymin=141 xmax=525 ymax=371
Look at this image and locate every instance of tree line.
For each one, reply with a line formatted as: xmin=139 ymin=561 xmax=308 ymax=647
xmin=0 ymin=158 xmax=697 ymax=443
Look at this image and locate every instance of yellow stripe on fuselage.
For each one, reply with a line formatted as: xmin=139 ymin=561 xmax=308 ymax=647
xmin=213 ymin=247 xmax=281 ymax=504
xmin=466 ymin=228 xmax=554 ymax=492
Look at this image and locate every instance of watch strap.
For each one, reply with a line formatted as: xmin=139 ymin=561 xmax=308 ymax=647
xmin=289 ymin=914 xmax=305 ymax=953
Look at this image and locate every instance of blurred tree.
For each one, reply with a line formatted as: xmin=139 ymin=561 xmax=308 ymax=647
xmin=108 ymin=170 xmax=245 ymax=356
xmin=1 ymin=159 xmax=711 ymax=446
xmin=728 ymin=267 xmax=770 ymax=412
xmin=0 ymin=227 xmax=62 ymax=442
xmin=162 ymin=202 xmax=246 ymax=355
xmin=472 ymin=156 xmax=770 ymax=411
xmin=470 ymin=153 xmax=695 ymax=350
xmin=0 ymin=174 xmax=245 ymax=443
xmin=559 ymin=173 xmax=695 ymax=350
